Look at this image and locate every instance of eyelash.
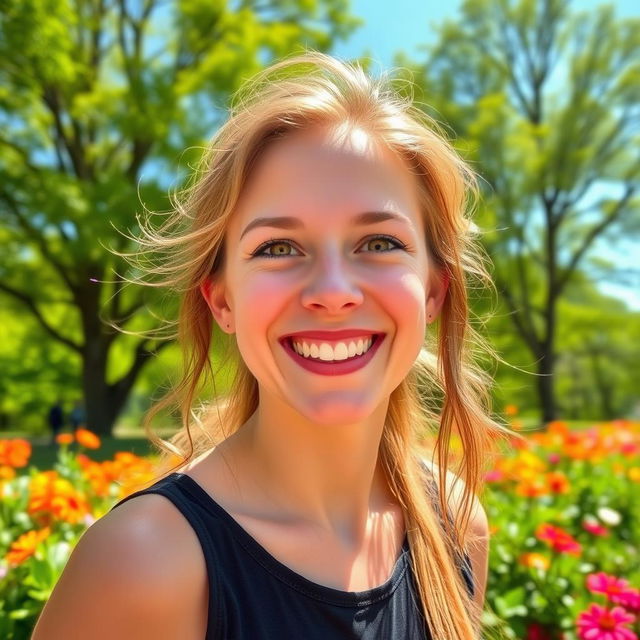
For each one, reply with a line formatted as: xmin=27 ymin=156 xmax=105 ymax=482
xmin=250 ymin=235 xmax=409 ymax=259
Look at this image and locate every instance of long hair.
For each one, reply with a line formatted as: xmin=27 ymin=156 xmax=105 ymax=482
xmin=131 ymin=52 xmax=511 ymax=639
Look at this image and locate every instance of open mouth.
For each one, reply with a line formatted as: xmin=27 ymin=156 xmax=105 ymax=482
xmin=286 ymin=334 xmax=381 ymax=362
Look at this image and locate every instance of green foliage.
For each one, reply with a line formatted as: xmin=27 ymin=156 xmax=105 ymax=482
xmin=400 ymin=0 xmax=640 ymax=419
xmin=0 ymin=0 xmax=359 ymax=432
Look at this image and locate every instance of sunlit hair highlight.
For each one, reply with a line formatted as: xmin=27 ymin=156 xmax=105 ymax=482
xmin=130 ymin=52 xmax=513 ymax=640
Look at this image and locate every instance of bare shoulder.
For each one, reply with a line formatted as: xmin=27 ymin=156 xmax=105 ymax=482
xmin=31 ymin=493 xmax=208 ymax=640
xmin=420 ymin=458 xmax=490 ymax=609
xmin=420 ymin=458 xmax=487 ymax=528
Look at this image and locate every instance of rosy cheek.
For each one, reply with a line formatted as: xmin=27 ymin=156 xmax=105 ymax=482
xmin=234 ymin=272 xmax=293 ymax=325
xmin=377 ymin=269 xmax=425 ymax=306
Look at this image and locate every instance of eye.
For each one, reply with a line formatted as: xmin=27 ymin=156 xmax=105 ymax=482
xmin=250 ymin=234 xmax=408 ymax=259
xmin=359 ymin=235 xmax=407 ymax=253
xmin=251 ymin=239 xmax=301 ymax=259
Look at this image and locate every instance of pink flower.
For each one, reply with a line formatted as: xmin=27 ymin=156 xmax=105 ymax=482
xmin=485 ymin=469 xmax=505 ymax=482
xmin=577 ymin=603 xmax=636 ymax=640
xmin=548 ymin=453 xmax=561 ymax=464
xmin=583 ymin=520 xmax=610 ymax=537
xmin=587 ymin=573 xmax=631 ymax=600
xmin=616 ymin=589 xmax=640 ymax=614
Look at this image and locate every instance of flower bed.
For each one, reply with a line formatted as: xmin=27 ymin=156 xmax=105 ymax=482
xmin=0 ymin=420 xmax=638 ymax=639
xmin=483 ymin=420 xmax=640 ymax=639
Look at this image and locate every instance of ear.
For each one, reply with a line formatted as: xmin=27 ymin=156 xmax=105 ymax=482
xmin=200 ymin=276 xmax=234 ymax=334
xmin=426 ymin=268 xmax=449 ymax=325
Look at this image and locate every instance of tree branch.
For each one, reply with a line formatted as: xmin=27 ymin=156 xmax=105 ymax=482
xmin=109 ymin=337 xmax=173 ymax=406
xmin=0 ymin=190 xmax=78 ymax=294
xmin=556 ymin=184 xmax=636 ymax=294
xmin=0 ymin=281 xmax=82 ymax=352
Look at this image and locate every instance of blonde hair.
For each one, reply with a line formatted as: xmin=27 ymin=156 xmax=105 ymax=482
xmin=132 ymin=52 xmax=511 ymax=639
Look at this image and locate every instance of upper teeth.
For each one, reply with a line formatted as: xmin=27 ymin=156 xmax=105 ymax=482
xmin=292 ymin=337 xmax=374 ymax=361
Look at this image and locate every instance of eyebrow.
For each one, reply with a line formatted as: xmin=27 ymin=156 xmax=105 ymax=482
xmin=239 ymin=211 xmax=410 ymax=240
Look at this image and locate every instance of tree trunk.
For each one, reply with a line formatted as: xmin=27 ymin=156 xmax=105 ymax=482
xmin=77 ymin=278 xmax=125 ymax=436
xmin=81 ymin=340 xmax=119 ymax=435
xmin=536 ymin=348 xmax=556 ymax=423
xmin=589 ymin=350 xmax=615 ymax=419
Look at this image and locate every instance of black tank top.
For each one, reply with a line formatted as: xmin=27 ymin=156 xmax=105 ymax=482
xmin=110 ymin=472 xmax=474 ymax=639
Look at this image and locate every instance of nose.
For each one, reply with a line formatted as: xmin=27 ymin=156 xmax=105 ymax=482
xmin=300 ymin=246 xmax=364 ymax=314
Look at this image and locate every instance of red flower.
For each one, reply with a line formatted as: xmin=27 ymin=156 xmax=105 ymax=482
xmin=536 ymin=523 xmax=582 ymax=555
xmin=576 ymin=603 xmax=636 ymax=640
xmin=526 ymin=622 xmax=556 ymax=640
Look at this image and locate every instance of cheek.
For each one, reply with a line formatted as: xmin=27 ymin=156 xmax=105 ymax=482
xmin=376 ymin=269 xmax=427 ymax=326
xmin=232 ymin=270 xmax=293 ymax=335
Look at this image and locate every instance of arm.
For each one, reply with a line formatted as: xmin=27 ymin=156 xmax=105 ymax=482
xmin=30 ymin=494 xmax=208 ymax=640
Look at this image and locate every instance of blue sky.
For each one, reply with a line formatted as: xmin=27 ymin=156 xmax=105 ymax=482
xmin=332 ymin=0 xmax=640 ymax=310
xmin=333 ymin=0 xmax=638 ymax=66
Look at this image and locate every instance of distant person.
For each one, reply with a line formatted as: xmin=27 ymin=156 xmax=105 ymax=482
xmin=70 ymin=401 xmax=86 ymax=430
xmin=47 ymin=401 xmax=64 ymax=446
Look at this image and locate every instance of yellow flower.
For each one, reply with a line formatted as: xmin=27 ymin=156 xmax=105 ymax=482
xmin=519 ymin=552 xmax=550 ymax=571
xmin=0 ymin=466 xmax=16 ymax=481
xmin=629 ymin=467 xmax=640 ymax=482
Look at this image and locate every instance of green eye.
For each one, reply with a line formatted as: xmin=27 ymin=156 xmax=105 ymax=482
xmin=364 ymin=237 xmax=393 ymax=252
xmin=251 ymin=234 xmax=407 ymax=259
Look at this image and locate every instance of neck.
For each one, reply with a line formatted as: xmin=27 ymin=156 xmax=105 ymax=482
xmin=232 ymin=393 xmax=393 ymax=545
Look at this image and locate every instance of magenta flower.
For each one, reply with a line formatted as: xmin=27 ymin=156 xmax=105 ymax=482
xmin=616 ymin=589 xmax=640 ymax=614
xmin=583 ymin=520 xmax=610 ymax=537
xmin=587 ymin=573 xmax=631 ymax=600
xmin=577 ymin=603 xmax=636 ymax=640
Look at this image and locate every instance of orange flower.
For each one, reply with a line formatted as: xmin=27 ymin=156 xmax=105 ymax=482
xmin=547 ymin=421 xmax=569 ymax=434
xmin=516 ymin=478 xmax=548 ymax=498
xmin=0 ymin=439 xmax=32 ymax=468
xmin=75 ymin=428 xmax=101 ymax=450
xmin=546 ymin=471 xmax=570 ymax=494
xmin=28 ymin=471 xmax=91 ymax=526
xmin=55 ymin=433 xmax=74 ymax=445
xmin=5 ymin=527 xmax=51 ymax=567
xmin=505 ymin=405 xmax=519 ymax=417
xmin=519 ymin=552 xmax=550 ymax=571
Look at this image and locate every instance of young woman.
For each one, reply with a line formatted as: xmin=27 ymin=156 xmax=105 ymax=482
xmin=31 ymin=53 xmax=508 ymax=640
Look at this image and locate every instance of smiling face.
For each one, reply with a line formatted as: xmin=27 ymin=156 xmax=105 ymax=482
xmin=202 ymin=125 xmax=446 ymax=426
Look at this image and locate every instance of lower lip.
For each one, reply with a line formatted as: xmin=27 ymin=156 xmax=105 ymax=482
xmin=280 ymin=335 xmax=385 ymax=376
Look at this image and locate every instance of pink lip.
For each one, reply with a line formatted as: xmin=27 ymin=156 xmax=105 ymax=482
xmin=281 ymin=329 xmax=382 ymax=341
xmin=281 ymin=334 xmax=385 ymax=376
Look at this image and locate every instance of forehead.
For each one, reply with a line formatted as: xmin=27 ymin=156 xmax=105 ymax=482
xmin=229 ymin=125 xmax=423 ymax=234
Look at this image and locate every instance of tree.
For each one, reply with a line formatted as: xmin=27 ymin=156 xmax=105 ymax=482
xmin=402 ymin=0 xmax=640 ymax=420
xmin=0 ymin=0 xmax=359 ymax=434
